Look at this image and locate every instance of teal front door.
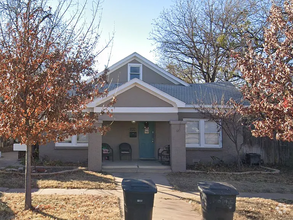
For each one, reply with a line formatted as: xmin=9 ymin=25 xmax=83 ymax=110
xmin=139 ymin=122 xmax=155 ymax=159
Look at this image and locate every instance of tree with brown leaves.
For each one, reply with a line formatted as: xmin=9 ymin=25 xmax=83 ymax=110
xmin=0 ymin=0 xmax=113 ymax=210
xmin=236 ymin=0 xmax=293 ymax=142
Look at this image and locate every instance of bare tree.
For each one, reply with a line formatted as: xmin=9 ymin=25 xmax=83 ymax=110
xmin=151 ymin=0 xmax=277 ymax=83
xmin=197 ymin=99 xmax=246 ymax=169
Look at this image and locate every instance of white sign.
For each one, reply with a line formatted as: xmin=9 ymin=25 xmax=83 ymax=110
xmin=13 ymin=144 xmax=27 ymax=151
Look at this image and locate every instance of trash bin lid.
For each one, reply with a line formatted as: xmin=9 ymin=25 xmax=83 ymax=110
xmin=198 ymin=181 xmax=239 ymax=196
xmin=246 ymin=153 xmax=261 ymax=157
xmin=122 ymin=179 xmax=157 ymax=193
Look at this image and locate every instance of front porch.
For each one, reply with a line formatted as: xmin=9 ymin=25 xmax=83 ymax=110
xmin=102 ymin=160 xmax=171 ymax=173
xmin=88 ymin=120 xmax=187 ymax=172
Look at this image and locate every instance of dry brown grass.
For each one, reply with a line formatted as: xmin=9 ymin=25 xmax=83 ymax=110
xmin=188 ymin=196 xmax=293 ymax=220
xmin=0 ymin=170 xmax=116 ymax=189
xmin=167 ymin=171 xmax=293 ymax=193
xmin=0 ymin=193 xmax=121 ymax=220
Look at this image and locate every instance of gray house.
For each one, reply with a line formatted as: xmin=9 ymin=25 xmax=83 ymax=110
xmin=40 ymin=52 xmax=243 ymax=172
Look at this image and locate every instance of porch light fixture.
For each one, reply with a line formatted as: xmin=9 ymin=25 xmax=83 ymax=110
xmin=144 ymin=121 xmax=149 ymax=129
xmin=131 ymin=121 xmax=136 ymax=124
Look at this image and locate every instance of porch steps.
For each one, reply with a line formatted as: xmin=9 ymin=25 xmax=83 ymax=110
xmin=102 ymin=162 xmax=171 ymax=173
xmin=102 ymin=167 xmax=171 ymax=173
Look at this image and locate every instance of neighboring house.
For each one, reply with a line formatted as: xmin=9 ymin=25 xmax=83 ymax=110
xmin=39 ymin=52 xmax=243 ymax=172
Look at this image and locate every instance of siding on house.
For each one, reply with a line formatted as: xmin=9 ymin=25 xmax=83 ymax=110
xmin=99 ymin=113 xmax=178 ymax=122
xmin=142 ymin=64 xmax=173 ymax=84
xmin=40 ymin=142 xmax=88 ymax=163
xmin=107 ymin=59 xmax=175 ymax=85
xmin=102 ymin=121 xmax=139 ymax=160
xmin=98 ymin=86 xmax=173 ymax=107
xmin=155 ymin=121 xmax=171 ymax=157
xmin=107 ymin=61 xmax=128 ymax=84
xmin=185 ymin=131 xmax=241 ymax=165
xmin=40 ymin=121 xmax=171 ymax=162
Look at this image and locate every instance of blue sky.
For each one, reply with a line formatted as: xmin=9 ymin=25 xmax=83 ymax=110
xmin=97 ymin=0 xmax=174 ymax=70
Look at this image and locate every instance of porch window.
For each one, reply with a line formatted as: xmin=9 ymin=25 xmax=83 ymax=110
xmin=77 ymin=134 xmax=88 ymax=143
xmin=128 ymin=63 xmax=142 ymax=81
xmin=55 ymin=134 xmax=88 ymax=147
xmin=63 ymin=136 xmax=72 ymax=143
xmin=184 ymin=119 xmax=222 ymax=148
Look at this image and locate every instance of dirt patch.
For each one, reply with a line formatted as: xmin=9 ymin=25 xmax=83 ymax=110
xmin=0 ymin=193 xmax=121 ymax=220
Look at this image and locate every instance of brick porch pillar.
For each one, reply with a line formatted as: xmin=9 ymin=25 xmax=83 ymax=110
xmin=88 ymin=121 xmax=103 ymax=171
xmin=170 ymin=121 xmax=186 ymax=172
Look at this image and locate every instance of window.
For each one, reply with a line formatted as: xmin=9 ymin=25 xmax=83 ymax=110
xmin=63 ymin=136 xmax=72 ymax=143
xmin=77 ymin=134 xmax=88 ymax=143
xmin=128 ymin=63 xmax=142 ymax=81
xmin=184 ymin=119 xmax=222 ymax=148
xmin=55 ymin=134 xmax=88 ymax=147
xmin=186 ymin=121 xmax=200 ymax=145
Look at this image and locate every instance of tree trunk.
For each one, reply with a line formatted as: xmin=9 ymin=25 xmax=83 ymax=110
xmin=235 ymin=142 xmax=242 ymax=171
xmin=25 ymin=144 xmax=32 ymax=210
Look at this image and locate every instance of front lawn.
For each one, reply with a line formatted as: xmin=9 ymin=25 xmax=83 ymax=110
xmin=189 ymin=196 xmax=293 ymax=220
xmin=0 ymin=193 xmax=121 ymax=220
xmin=167 ymin=169 xmax=293 ymax=193
xmin=0 ymin=169 xmax=117 ymax=189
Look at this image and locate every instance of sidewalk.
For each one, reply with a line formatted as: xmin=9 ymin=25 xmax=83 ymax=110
xmin=2 ymin=188 xmax=293 ymax=201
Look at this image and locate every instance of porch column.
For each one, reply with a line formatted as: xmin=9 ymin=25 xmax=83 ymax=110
xmin=170 ymin=121 xmax=186 ymax=172
xmin=88 ymin=121 xmax=103 ymax=171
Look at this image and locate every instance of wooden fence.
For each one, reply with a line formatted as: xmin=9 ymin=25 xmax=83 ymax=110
xmin=242 ymin=134 xmax=293 ymax=165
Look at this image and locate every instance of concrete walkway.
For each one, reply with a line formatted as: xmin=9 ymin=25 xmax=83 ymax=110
xmin=111 ymin=172 xmax=202 ymax=220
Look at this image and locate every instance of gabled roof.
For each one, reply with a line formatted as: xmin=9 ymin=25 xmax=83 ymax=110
xmin=99 ymin=81 xmax=242 ymax=106
xmin=103 ymin=52 xmax=189 ymax=87
xmin=153 ymin=82 xmax=242 ymax=105
xmin=87 ymin=78 xmax=186 ymax=108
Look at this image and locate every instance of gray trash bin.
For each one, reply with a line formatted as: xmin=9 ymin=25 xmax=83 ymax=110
xmin=198 ymin=181 xmax=239 ymax=220
xmin=122 ymin=179 xmax=157 ymax=220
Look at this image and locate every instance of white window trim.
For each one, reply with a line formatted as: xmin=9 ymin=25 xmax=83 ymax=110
xmin=128 ymin=63 xmax=142 ymax=81
xmin=184 ymin=118 xmax=222 ymax=149
xmin=55 ymin=135 xmax=88 ymax=147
